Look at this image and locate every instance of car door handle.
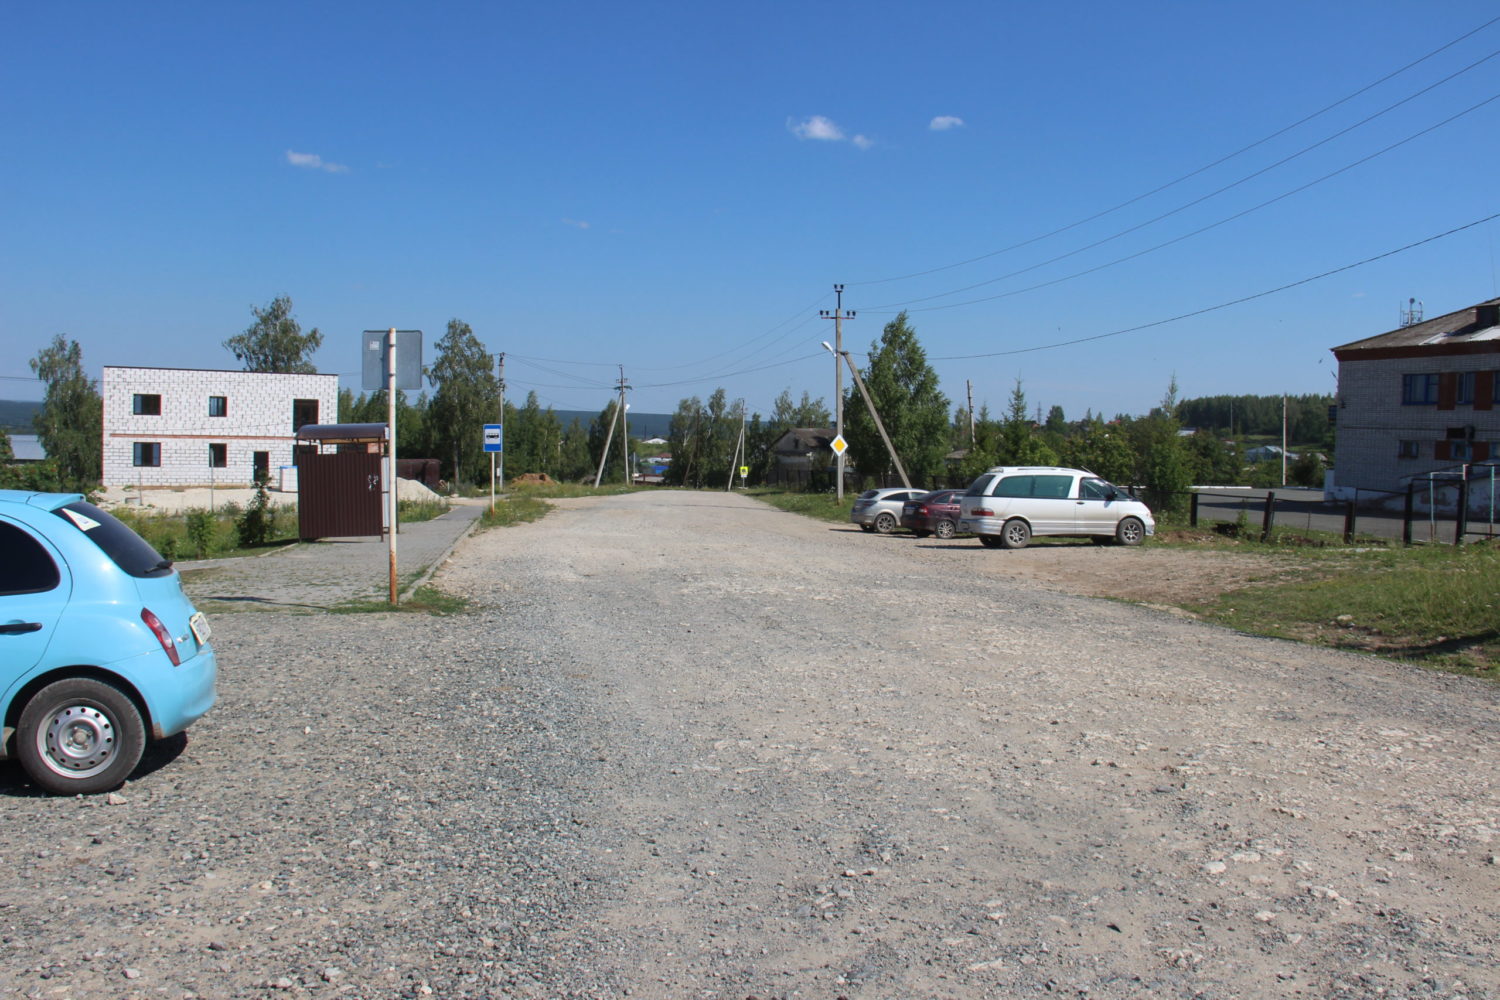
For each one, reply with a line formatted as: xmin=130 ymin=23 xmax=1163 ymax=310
xmin=0 ymin=622 xmax=43 ymax=635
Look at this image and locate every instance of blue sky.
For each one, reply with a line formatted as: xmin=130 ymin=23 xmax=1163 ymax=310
xmin=4 ymin=2 xmax=1499 ymax=422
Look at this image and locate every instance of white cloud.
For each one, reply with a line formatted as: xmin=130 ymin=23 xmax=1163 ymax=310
xmin=789 ymin=115 xmax=845 ymax=141
xmin=562 ymin=218 xmax=590 ymax=230
xmin=929 ymin=115 xmax=965 ymax=131
xmin=851 ymin=134 xmax=873 ymax=150
xmin=285 ymin=150 xmax=350 ymax=173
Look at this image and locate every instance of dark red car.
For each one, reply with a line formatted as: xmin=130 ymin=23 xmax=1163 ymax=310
xmin=899 ymin=489 xmax=964 ymax=539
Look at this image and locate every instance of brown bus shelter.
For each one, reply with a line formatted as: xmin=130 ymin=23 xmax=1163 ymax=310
xmin=294 ymin=423 xmax=387 ymax=541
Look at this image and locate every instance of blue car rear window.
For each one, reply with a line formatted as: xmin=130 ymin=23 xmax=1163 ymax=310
xmin=51 ymin=501 xmax=173 ymax=578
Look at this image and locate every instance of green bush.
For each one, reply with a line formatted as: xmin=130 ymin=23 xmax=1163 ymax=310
xmin=185 ymin=509 xmax=216 ymax=558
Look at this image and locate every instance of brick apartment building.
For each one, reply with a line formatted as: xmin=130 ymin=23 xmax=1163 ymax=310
xmin=102 ymin=366 xmax=338 ymax=487
xmin=1330 ymin=298 xmax=1499 ymax=497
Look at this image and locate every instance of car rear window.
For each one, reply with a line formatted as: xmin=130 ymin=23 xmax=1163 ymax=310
xmin=858 ymin=490 xmax=879 ymax=500
xmin=965 ymin=474 xmax=996 ymax=496
xmin=51 ymin=501 xmax=173 ymax=578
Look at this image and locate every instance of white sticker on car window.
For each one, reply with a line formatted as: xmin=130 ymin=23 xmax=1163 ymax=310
xmin=60 ymin=509 xmax=101 ymax=532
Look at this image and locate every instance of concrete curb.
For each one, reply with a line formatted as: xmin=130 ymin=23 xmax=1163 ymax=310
xmin=399 ymin=507 xmax=484 ymax=601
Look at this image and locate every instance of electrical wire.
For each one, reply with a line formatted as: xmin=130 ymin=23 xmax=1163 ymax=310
xmin=929 ymin=211 xmax=1500 ymax=361
xmin=862 ymin=91 xmax=1500 ymax=316
xmin=862 ymin=60 xmax=1500 ymax=312
xmin=851 ymin=14 xmax=1500 ymax=287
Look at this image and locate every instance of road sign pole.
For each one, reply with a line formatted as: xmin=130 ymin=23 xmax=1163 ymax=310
xmin=387 ymin=327 xmax=399 ymax=606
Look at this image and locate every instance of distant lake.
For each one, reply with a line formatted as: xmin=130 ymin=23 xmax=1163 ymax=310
xmin=8 ymin=434 xmax=44 ymax=461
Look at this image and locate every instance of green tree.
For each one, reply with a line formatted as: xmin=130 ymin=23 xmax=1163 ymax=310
xmin=666 ymin=396 xmax=705 ymax=487
xmin=29 ymin=335 xmax=102 ymax=489
xmin=1128 ymin=377 xmax=1193 ymax=514
xmin=0 ymin=428 xmax=13 ymax=464
xmin=1060 ymin=416 xmax=1135 ymax=484
xmin=557 ymin=418 xmax=592 ymax=481
xmin=224 ymin=296 xmax=323 ymax=373
xmin=995 ymin=380 xmax=1058 ymax=467
xmin=843 ymin=312 xmax=950 ymax=487
xmin=427 ymin=319 xmax=498 ymax=486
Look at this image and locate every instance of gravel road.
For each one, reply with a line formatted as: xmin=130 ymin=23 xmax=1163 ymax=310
xmin=2 ymin=489 xmax=1496 ymax=999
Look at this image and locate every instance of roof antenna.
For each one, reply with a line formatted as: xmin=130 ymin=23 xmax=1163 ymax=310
xmin=1399 ymin=297 xmax=1423 ymax=327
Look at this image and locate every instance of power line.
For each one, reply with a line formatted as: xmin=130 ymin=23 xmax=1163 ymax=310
xmin=867 ymin=90 xmax=1500 ymax=315
xmin=929 ymin=211 xmax=1500 ymax=361
xmin=863 ymin=63 xmax=1500 ymax=313
xmin=851 ymin=14 xmax=1500 ymax=288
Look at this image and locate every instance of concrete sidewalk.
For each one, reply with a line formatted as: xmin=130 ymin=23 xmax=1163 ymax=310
xmin=176 ymin=499 xmax=486 ymax=612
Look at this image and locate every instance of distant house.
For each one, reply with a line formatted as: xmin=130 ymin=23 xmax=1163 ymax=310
xmin=1244 ymin=444 xmax=1296 ymax=463
xmin=102 ymin=366 xmax=338 ymax=487
xmin=768 ymin=427 xmax=834 ymax=486
xmin=1329 ymin=298 xmax=1499 ymax=496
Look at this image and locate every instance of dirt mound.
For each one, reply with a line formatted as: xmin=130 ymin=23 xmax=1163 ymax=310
xmin=510 ymin=473 xmax=554 ymax=485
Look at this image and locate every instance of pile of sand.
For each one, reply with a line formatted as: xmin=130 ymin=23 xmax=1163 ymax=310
xmin=94 ymin=478 xmax=447 ymax=514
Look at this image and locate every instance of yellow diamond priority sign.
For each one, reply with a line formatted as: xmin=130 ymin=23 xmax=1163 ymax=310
xmin=831 ymin=435 xmax=848 ymax=455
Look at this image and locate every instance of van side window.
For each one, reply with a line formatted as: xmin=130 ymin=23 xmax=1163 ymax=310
xmin=993 ymin=475 xmax=1034 ymax=498
xmin=1080 ymin=478 xmax=1111 ymax=500
xmin=1032 ymin=475 xmax=1072 ymax=498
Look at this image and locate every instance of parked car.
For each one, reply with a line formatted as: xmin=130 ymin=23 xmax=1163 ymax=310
xmin=0 ymin=490 xmax=218 ymax=794
xmin=957 ymin=467 xmax=1155 ymax=549
xmin=849 ymin=487 xmax=928 ymax=534
xmin=900 ymin=489 xmax=965 ymax=539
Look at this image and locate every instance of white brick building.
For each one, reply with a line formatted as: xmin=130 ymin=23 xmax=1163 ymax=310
xmin=102 ymin=367 xmax=338 ymax=487
xmin=1330 ymin=298 xmax=1499 ymax=497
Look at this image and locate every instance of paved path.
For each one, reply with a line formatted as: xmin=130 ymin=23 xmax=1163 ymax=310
xmin=175 ymin=499 xmax=485 ymax=611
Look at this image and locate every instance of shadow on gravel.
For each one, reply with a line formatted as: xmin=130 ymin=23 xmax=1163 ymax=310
xmin=201 ymin=595 xmax=332 ymax=611
xmin=0 ymin=733 xmax=188 ymax=798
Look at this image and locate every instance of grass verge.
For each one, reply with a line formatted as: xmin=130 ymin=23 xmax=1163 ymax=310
xmin=331 ymin=585 xmax=470 ymax=616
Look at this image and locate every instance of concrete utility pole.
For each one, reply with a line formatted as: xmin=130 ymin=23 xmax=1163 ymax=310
xmin=820 ymin=285 xmax=855 ymax=503
xmin=497 ymin=352 xmax=506 ymax=488
xmin=593 ymin=367 xmax=631 ymax=488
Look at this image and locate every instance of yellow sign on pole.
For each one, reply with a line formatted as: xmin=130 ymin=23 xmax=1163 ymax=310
xmin=831 ymin=435 xmax=848 ymax=455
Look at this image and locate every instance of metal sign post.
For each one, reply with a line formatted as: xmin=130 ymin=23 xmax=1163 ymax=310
xmin=362 ymin=329 xmax=424 ymax=606
xmin=483 ymin=424 xmax=503 ymax=513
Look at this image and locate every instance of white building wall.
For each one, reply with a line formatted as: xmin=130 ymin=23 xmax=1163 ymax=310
xmin=1334 ymin=353 xmax=1499 ymax=495
xmin=102 ymin=367 xmax=338 ymax=487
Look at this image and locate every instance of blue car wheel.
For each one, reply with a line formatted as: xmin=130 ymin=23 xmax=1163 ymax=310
xmin=17 ymin=678 xmax=146 ymax=795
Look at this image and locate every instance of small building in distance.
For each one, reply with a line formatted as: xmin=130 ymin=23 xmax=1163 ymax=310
xmin=1329 ymin=298 xmax=1499 ymax=497
xmin=102 ymin=366 xmax=338 ymax=487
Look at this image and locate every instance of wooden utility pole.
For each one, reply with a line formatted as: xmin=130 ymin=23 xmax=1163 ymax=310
xmin=967 ymin=379 xmax=976 ymax=445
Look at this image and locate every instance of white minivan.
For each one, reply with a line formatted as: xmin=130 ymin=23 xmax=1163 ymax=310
xmin=957 ymin=467 xmax=1154 ymax=549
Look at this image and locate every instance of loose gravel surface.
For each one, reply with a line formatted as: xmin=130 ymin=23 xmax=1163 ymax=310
xmin=2 ymin=490 xmax=1497 ymax=999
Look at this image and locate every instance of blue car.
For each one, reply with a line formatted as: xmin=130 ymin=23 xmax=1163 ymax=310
xmin=0 ymin=490 xmax=217 ymax=794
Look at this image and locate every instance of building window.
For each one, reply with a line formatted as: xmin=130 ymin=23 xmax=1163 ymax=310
xmin=209 ymin=443 xmax=227 ymax=468
xmin=133 ymin=393 xmax=162 ymax=415
xmin=1455 ymin=372 xmax=1475 ymax=405
xmin=292 ymin=399 xmax=319 ymax=431
xmin=133 ymin=442 xmax=161 ymax=467
xmin=1451 ymin=441 xmax=1473 ymax=461
xmin=1397 ymin=440 xmax=1419 ymax=459
xmin=208 ymin=395 xmax=228 ymax=417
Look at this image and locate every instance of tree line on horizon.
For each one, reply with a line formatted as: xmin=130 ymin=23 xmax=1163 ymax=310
xmin=6 ymin=298 xmax=1334 ymax=502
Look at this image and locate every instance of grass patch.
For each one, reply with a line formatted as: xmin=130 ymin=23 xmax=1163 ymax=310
xmin=748 ymin=488 xmax=849 ymax=523
xmin=477 ymin=481 xmax=649 ymax=529
xmin=398 ymin=498 xmax=450 ymax=523
xmin=1184 ymin=542 xmax=1498 ymax=678
xmin=332 ymin=585 xmax=470 ymax=616
xmin=113 ymin=506 xmax=298 ymax=561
